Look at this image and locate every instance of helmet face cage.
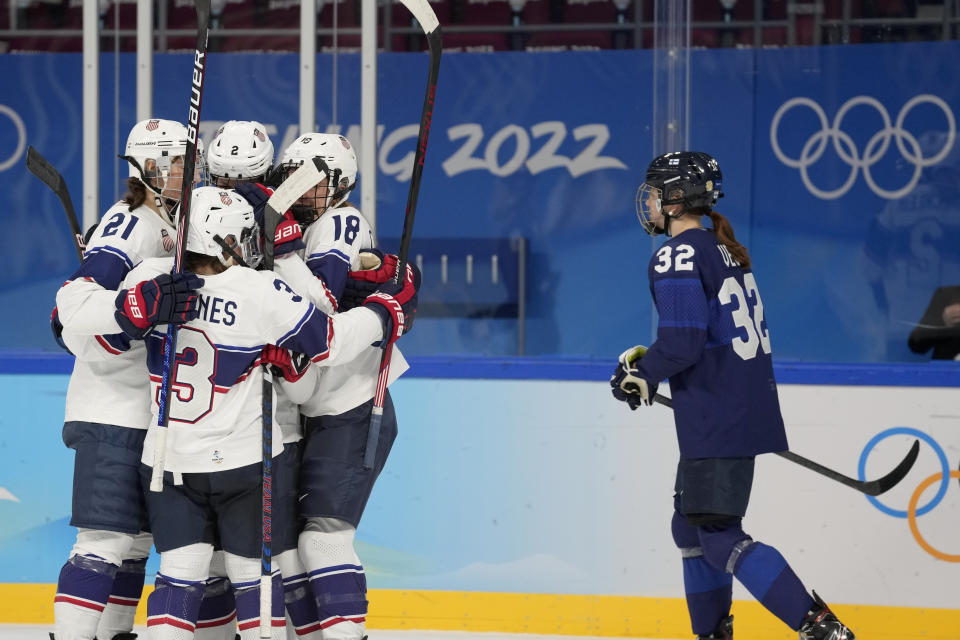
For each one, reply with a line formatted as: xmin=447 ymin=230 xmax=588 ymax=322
xmin=221 ymin=223 xmax=263 ymax=269
xmin=636 ymin=183 xmax=665 ymax=236
xmin=277 ymin=133 xmax=358 ymax=226
xmin=277 ymin=157 xmax=339 ymax=227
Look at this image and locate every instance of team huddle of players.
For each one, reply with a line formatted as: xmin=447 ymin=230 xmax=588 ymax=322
xmin=51 ymin=118 xmax=418 ymax=640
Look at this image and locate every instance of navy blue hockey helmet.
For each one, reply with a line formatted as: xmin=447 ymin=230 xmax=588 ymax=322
xmin=636 ymin=151 xmax=724 ymax=236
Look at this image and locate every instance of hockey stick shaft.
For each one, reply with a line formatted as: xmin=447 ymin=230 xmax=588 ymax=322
xmin=650 ymin=392 xmax=919 ymax=496
xmin=151 ymin=0 xmax=212 ymax=493
xmin=26 ymin=146 xmax=85 ymax=262
xmin=365 ymin=6 xmax=442 ymax=469
xmin=258 ymin=197 xmax=284 ymax=638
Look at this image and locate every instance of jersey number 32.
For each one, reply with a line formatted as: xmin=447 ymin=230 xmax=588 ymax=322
xmin=719 ymin=273 xmax=771 ymax=361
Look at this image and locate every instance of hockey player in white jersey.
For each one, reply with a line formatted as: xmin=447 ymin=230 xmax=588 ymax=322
xmin=52 ymin=119 xmax=204 ymax=640
xmin=238 ymin=133 xmax=409 ymax=640
xmin=204 ymin=121 xmax=326 ymax=639
xmin=122 ymin=186 xmax=419 ymax=640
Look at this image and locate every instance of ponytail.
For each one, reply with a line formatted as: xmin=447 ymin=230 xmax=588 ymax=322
xmin=122 ymin=177 xmax=148 ymax=211
xmin=707 ymin=210 xmax=751 ymax=269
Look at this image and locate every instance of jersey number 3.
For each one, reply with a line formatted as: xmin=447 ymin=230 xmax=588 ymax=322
xmin=166 ymin=328 xmax=216 ymax=423
xmin=718 ymin=273 xmax=771 ymax=361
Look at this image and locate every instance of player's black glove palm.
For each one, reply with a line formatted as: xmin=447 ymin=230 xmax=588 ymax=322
xmin=114 ymin=272 xmax=204 ymax=339
xmin=361 ymin=258 xmax=421 ymax=346
xmin=609 ymin=345 xmax=658 ymax=410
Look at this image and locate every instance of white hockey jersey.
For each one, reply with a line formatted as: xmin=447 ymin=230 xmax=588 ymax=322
xmin=274 ymin=204 xmax=408 ymax=417
xmin=57 ymin=201 xmax=176 ymax=429
xmin=126 ymin=258 xmax=384 ymax=473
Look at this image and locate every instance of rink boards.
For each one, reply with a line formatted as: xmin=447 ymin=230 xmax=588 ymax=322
xmin=0 ymin=358 xmax=957 ymax=638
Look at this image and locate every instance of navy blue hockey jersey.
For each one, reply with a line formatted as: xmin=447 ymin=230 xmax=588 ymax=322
xmin=634 ymin=227 xmax=788 ymax=458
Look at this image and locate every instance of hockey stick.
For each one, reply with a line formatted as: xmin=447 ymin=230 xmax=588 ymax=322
xmin=257 ymin=157 xmax=327 ymax=637
xmin=365 ymin=0 xmax=442 ymax=469
xmin=651 ymin=393 xmax=920 ymax=496
xmin=26 ymin=146 xmax=85 ymax=262
xmin=150 ymin=0 xmax=212 ymax=493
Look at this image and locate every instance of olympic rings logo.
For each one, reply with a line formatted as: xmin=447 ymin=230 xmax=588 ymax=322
xmin=859 ymin=427 xmax=959 ymax=562
xmin=770 ymin=95 xmax=956 ymax=200
xmin=0 ymin=104 xmax=27 ymax=173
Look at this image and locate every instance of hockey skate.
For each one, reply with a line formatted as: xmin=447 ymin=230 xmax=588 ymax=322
xmin=696 ymin=614 xmax=732 ymax=639
xmin=798 ymin=591 xmax=854 ymax=640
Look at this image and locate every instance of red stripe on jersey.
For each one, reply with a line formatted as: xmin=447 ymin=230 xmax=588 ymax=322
xmin=309 ymin=318 xmax=334 ymax=363
xmin=96 ymin=335 xmax=124 ymax=355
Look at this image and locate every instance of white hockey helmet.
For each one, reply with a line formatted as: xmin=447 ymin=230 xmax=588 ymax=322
xmin=278 ymin=133 xmax=358 ymax=224
xmin=186 ymin=186 xmax=262 ymax=269
xmin=207 ymin=120 xmax=275 ymax=187
xmin=123 ymin=119 xmax=208 ymax=223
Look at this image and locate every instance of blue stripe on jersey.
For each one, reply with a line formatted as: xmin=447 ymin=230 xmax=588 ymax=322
xmin=275 ymin=306 xmax=316 ymax=346
xmin=307 ymin=249 xmax=351 ymax=265
xmin=86 ymin=246 xmax=135 ymax=270
xmin=654 ymin=278 xmax=709 ymax=329
xmin=98 ymin=332 xmax=132 ymax=353
xmin=145 ymin=332 xmax=261 ymax=389
xmin=68 ymin=249 xmax=133 ymax=290
xmin=276 ymin=306 xmax=332 ymax=360
xmin=306 ymin=251 xmax=351 ymax=300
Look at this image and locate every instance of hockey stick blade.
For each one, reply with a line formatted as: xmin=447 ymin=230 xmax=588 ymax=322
xmin=397 ymin=0 xmax=440 ymax=34
xmin=650 ymin=392 xmax=920 ymax=496
xmin=26 ymin=146 xmax=84 ymax=262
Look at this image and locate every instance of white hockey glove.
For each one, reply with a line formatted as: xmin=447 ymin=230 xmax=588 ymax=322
xmin=610 ymin=345 xmax=658 ymax=409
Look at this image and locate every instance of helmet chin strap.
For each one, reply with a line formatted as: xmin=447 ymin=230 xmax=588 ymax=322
xmin=121 ymin=154 xmax=179 ymax=225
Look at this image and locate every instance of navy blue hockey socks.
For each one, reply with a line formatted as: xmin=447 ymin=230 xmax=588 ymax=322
xmin=682 ymin=555 xmax=733 ymax=636
xmin=732 ymin=542 xmax=816 ymax=630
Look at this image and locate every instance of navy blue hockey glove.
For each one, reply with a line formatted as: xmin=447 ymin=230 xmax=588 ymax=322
xmin=114 ymin=272 xmax=204 ymax=339
xmin=610 ymin=345 xmax=658 ymax=409
xmin=361 ymin=259 xmax=421 ymax=346
xmin=339 ymin=249 xmax=387 ymax=311
xmin=233 ymin=181 xmax=270 ymax=228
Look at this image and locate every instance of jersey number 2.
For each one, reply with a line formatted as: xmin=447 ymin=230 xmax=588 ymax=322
xmin=718 ymin=273 xmax=771 ymax=361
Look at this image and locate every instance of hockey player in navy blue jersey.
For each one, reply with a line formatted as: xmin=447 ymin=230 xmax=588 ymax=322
xmin=610 ymin=152 xmax=854 ymax=640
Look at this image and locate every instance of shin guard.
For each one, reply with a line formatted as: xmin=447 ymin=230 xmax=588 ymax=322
xmin=54 ymin=554 xmax=118 ymax=640
xmin=732 ymin=541 xmax=815 ymax=630
xmin=194 ymin=577 xmax=237 ymax=640
xmin=298 ymin=527 xmax=367 ymax=639
xmin=95 ymin=557 xmax=147 ymax=640
xmin=276 ymin=550 xmax=321 ymax=639
xmin=146 ymin=573 xmax=205 ymax=640
xmin=224 ymin=553 xmax=285 ymax=639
